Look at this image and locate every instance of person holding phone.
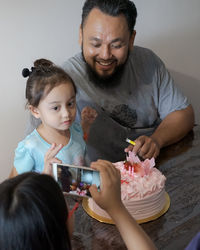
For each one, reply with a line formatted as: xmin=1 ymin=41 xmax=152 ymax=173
xmin=2 ymin=161 xmax=156 ymax=250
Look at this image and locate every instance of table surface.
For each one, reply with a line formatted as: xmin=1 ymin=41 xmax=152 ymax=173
xmin=69 ymin=125 xmax=200 ymax=250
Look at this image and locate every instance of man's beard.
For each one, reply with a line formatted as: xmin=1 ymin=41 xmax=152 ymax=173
xmin=82 ymin=49 xmax=129 ymax=89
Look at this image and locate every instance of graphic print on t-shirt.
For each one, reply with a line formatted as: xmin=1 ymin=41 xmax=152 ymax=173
xmin=110 ymin=104 xmax=137 ymax=129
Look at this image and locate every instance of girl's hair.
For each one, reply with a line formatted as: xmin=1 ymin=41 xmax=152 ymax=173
xmin=0 ymin=172 xmax=71 ymax=250
xmin=23 ymin=58 xmax=76 ymax=107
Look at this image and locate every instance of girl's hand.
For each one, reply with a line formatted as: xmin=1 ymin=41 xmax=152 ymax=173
xmin=43 ymin=143 xmax=63 ymax=176
xmin=89 ymin=159 xmax=122 ymax=213
xmin=81 ymin=106 xmax=98 ymax=135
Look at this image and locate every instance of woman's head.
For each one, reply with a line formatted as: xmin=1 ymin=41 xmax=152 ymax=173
xmin=0 ymin=172 xmax=71 ymax=250
xmin=23 ymin=58 xmax=76 ymax=108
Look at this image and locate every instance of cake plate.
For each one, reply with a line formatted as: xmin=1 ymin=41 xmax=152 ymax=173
xmin=82 ymin=192 xmax=170 ymax=225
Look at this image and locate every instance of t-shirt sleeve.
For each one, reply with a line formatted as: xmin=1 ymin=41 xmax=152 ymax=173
xmin=156 ymin=59 xmax=189 ymax=120
xmin=14 ymin=141 xmax=35 ymax=174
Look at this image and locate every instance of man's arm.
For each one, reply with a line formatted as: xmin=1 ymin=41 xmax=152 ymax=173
xmin=151 ymin=104 xmax=194 ymax=147
xmin=126 ymin=105 xmax=194 ymax=159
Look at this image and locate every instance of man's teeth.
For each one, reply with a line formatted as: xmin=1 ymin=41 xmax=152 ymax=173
xmin=98 ymin=61 xmax=113 ymax=66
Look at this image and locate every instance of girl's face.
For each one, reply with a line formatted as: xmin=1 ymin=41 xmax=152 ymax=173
xmin=31 ymin=82 xmax=76 ymax=132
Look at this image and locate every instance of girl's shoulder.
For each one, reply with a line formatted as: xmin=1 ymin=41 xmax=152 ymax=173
xmin=69 ymin=122 xmax=85 ymax=149
xmin=16 ymin=129 xmax=45 ymax=150
xmin=14 ymin=131 xmax=38 ymax=174
xmin=14 ymin=129 xmax=48 ymax=174
xmin=70 ymin=122 xmax=83 ymax=135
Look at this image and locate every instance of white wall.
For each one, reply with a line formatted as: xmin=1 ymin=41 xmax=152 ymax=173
xmin=134 ymin=0 xmax=200 ymax=120
xmin=0 ymin=0 xmax=199 ymax=181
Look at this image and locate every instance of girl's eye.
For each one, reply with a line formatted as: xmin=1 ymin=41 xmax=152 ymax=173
xmin=68 ymin=101 xmax=75 ymax=107
xmin=52 ymin=106 xmax=59 ymax=111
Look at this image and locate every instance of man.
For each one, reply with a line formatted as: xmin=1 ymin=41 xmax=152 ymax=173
xmin=63 ymin=0 xmax=194 ymax=163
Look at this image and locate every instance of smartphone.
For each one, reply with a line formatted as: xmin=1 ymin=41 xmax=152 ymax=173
xmin=53 ymin=163 xmax=100 ymax=198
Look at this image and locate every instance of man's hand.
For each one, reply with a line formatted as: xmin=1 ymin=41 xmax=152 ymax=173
xmin=125 ymin=105 xmax=194 ymax=160
xmin=125 ymin=136 xmax=160 ymax=159
xmin=43 ymin=143 xmax=63 ymax=175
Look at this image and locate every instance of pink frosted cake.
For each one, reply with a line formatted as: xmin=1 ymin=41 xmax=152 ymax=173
xmin=87 ymin=152 xmax=167 ymax=222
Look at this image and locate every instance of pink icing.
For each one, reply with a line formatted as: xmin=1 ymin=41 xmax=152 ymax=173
xmin=87 ymin=151 xmax=166 ymax=221
xmin=126 ymin=151 xmax=155 ymax=176
xmin=113 ymin=151 xmax=166 ymax=200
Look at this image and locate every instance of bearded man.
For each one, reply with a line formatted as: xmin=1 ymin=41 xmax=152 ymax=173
xmin=63 ymin=0 xmax=194 ymax=163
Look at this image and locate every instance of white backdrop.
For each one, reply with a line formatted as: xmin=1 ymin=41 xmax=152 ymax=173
xmin=0 ymin=0 xmax=200 ymax=181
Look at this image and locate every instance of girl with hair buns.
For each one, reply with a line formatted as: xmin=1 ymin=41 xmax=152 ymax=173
xmin=9 ymin=59 xmax=96 ymax=177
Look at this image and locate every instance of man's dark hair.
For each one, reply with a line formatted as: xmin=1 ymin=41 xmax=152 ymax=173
xmin=81 ymin=0 xmax=137 ymax=34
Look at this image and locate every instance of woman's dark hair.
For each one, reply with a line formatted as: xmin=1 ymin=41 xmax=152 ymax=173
xmin=81 ymin=0 xmax=137 ymax=34
xmin=0 ymin=172 xmax=71 ymax=250
xmin=23 ymin=58 xmax=76 ymax=107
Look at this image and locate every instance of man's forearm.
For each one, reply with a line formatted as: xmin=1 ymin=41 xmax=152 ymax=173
xmin=151 ymin=105 xmax=194 ymax=148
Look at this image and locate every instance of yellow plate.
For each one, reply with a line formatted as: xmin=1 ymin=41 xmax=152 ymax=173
xmin=82 ymin=192 xmax=170 ymax=224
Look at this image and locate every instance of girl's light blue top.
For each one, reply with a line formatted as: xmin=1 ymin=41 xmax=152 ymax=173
xmin=14 ymin=122 xmax=86 ymax=174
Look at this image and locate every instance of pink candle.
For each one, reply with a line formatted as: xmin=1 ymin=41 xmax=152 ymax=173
xmin=129 ymin=166 xmax=131 ymax=175
xmin=131 ymin=167 xmax=134 ymax=177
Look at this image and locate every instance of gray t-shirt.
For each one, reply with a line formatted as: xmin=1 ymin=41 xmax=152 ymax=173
xmin=63 ymin=46 xmax=189 ymax=163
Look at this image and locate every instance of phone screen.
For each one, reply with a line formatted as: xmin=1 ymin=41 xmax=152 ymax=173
xmin=53 ymin=163 xmax=100 ymax=198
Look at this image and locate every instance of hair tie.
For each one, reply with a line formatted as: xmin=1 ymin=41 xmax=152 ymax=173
xmin=22 ymin=68 xmax=30 ymax=78
xmin=22 ymin=67 xmax=35 ymax=78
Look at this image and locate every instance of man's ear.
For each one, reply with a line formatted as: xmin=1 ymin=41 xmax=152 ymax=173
xmin=79 ymin=25 xmax=83 ymax=47
xmin=29 ymin=105 xmax=40 ymax=119
xmin=129 ymin=30 xmax=136 ymax=51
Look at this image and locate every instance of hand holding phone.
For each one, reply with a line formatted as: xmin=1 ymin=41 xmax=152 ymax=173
xmin=89 ymin=160 xmax=121 ymax=211
xmin=53 ymin=163 xmax=100 ymax=198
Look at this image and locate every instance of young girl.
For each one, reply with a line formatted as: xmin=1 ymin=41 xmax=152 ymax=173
xmin=10 ymin=59 xmax=96 ymax=177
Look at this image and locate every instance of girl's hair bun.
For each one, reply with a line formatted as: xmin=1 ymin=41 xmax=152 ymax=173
xmin=34 ymin=58 xmax=53 ymax=68
xmin=22 ymin=68 xmax=31 ymax=78
xmin=22 ymin=58 xmax=53 ymax=78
